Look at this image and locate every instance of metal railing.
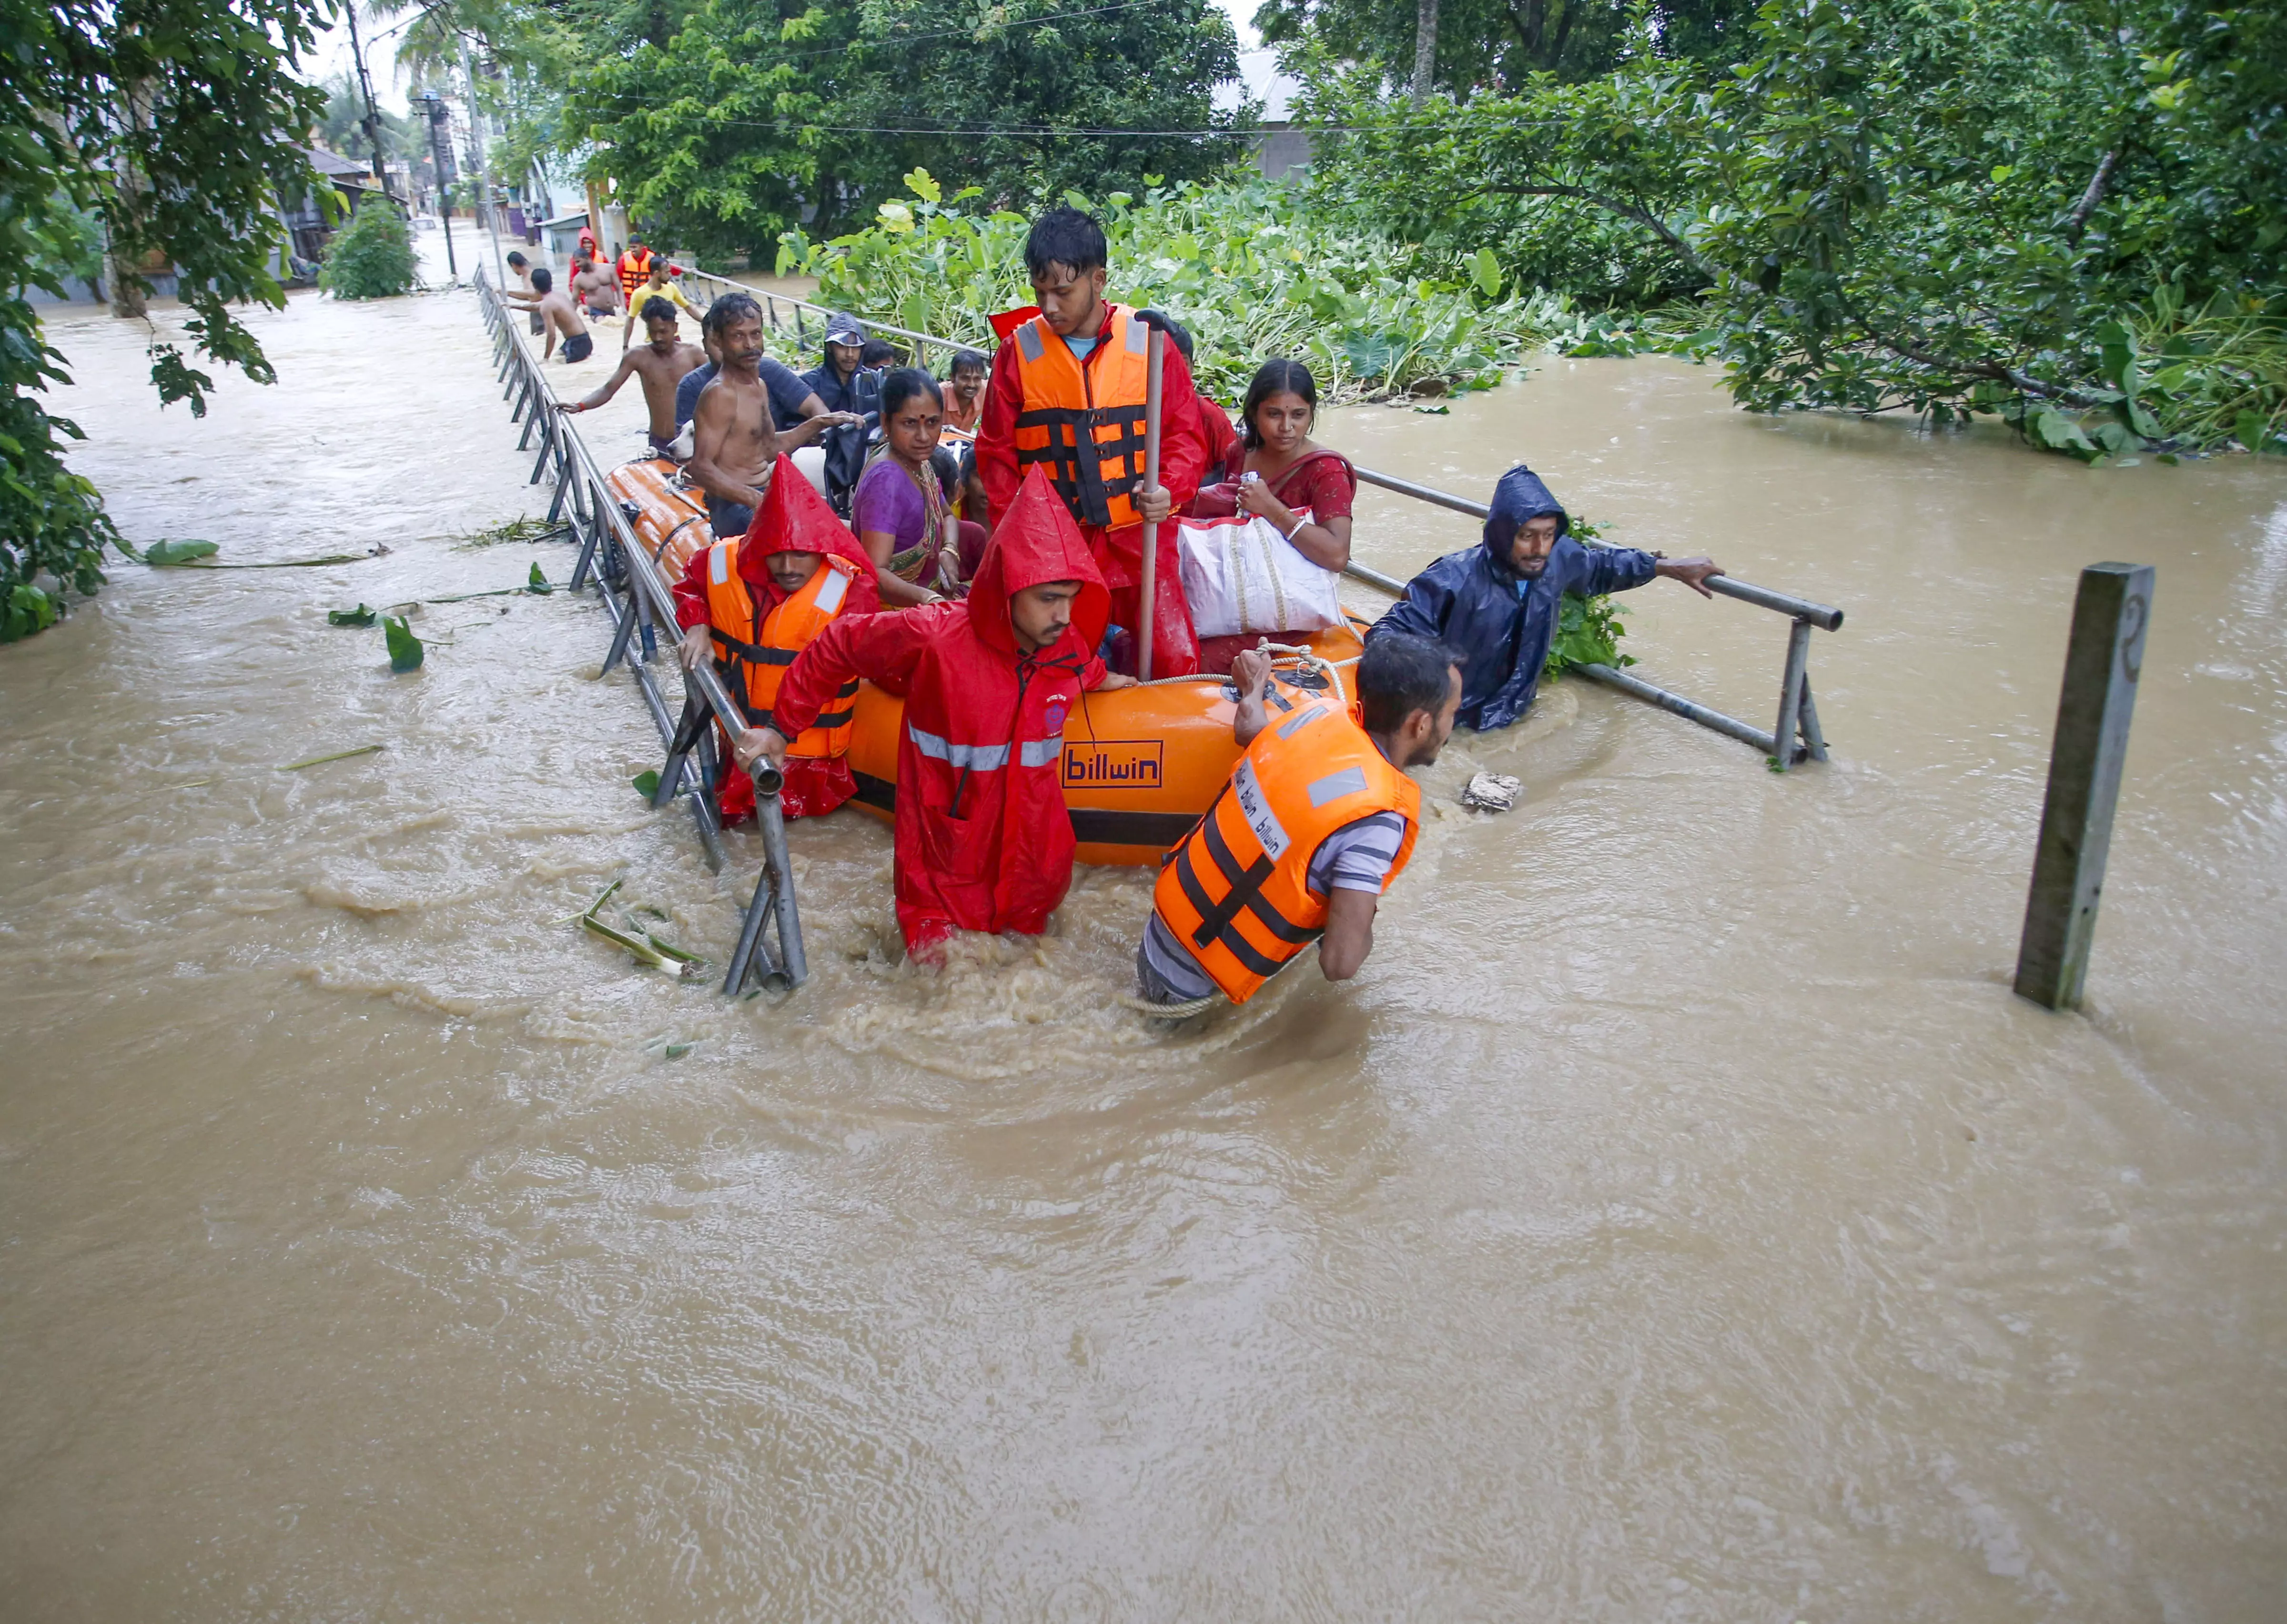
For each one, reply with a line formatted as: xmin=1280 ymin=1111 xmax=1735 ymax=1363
xmin=476 ymin=271 xmax=807 ymax=991
xmin=662 ymin=263 xmax=1843 ymax=768
xmin=673 ymin=265 xmax=979 ymax=371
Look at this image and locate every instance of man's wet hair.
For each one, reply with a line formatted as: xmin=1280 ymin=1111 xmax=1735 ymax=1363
xmin=1134 ymin=309 xmax=1194 ymax=363
xmin=1023 ymin=205 xmax=1108 ymax=279
xmin=950 ymin=348 xmax=989 ymax=377
xmin=529 ymin=266 xmax=552 ymax=293
xmin=703 ymin=291 xmax=761 ymax=338
xmin=506 ymin=250 xmax=527 ymax=268
xmin=1358 ymin=633 xmax=1464 ymax=734
xmin=860 ymin=337 xmax=900 ymax=369
xmin=880 ymin=367 xmax=943 ymax=419
xmin=640 ymin=294 xmax=678 ymax=323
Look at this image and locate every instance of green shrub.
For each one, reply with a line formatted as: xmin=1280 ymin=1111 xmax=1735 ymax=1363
xmin=319 ymin=202 xmax=416 ymax=300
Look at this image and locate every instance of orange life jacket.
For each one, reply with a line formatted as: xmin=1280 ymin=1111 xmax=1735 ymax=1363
xmin=617 ymin=246 xmax=656 ymax=298
xmin=1152 ymin=686 xmax=1421 ymax=1003
xmin=701 ymin=541 xmax=861 ymax=758
xmin=1011 ymin=304 xmax=1151 ymax=529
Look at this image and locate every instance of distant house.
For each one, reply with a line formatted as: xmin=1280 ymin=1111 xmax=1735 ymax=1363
xmin=278 ymin=145 xmax=393 ymax=276
xmin=1218 ymin=50 xmax=1312 ymax=180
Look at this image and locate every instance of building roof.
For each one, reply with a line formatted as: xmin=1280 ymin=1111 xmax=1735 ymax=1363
xmin=302 ymin=144 xmax=372 ymax=178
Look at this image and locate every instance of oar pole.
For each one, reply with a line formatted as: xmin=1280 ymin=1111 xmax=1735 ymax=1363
xmin=1136 ymin=326 xmax=1166 ymax=681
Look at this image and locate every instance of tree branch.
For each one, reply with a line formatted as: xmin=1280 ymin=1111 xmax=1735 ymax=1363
xmin=2064 ymin=148 xmax=2117 ymax=246
xmin=1474 ymin=181 xmax=1713 ymax=278
xmin=1882 ymin=338 xmax=2106 ymax=408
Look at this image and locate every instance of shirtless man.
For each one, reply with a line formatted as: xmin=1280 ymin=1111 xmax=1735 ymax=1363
xmin=688 ymin=293 xmax=860 ymax=542
xmin=558 ymin=296 xmax=705 ymax=457
xmin=570 ymin=256 xmax=619 ymax=323
xmin=502 ymin=267 xmax=593 ymax=363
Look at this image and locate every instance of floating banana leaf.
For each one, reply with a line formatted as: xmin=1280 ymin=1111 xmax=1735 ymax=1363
xmin=527 ymin=562 xmax=553 ymax=594
xmin=328 ymin=603 xmax=377 ymax=626
xmin=384 ymin=614 xmax=423 ymax=672
xmin=279 ymin=743 xmax=385 ymax=772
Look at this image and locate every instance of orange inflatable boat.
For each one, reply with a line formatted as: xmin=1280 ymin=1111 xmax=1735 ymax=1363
xmin=604 ymin=456 xmax=1368 ymax=866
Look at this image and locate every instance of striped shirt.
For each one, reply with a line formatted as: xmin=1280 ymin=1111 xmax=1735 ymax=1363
xmin=1138 ymin=810 xmax=1410 ymax=1003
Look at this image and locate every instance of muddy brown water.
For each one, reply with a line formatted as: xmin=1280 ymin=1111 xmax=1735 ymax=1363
xmin=3 ymin=282 xmax=2283 ymax=1622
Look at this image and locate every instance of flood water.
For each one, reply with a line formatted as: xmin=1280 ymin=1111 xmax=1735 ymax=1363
xmin=4 ymin=277 xmax=2284 ymax=1622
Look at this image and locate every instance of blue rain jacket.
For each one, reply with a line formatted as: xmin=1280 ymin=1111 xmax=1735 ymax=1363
xmin=1368 ymin=465 xmax=1658 ymax=731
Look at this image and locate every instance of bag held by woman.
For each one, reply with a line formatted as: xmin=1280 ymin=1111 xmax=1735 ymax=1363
xmin=1174 ymin=508 xmax=1344 ymax=638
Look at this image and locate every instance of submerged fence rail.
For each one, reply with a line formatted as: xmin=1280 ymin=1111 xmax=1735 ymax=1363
xmin=635 ymin=261 xmax=1845 ymax=767
xmin=476 ymin=270 xmax=807 ymax=991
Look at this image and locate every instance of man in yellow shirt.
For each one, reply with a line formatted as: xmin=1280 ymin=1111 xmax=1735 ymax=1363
xmin=621 ymin=259 xmax=698 ymax=351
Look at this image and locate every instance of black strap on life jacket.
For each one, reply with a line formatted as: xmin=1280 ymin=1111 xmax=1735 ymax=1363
xmin=1170 ymin=793 xmax=1321 ymax=976
xmin=1014 ymin=404 xmax=1150 ymax=527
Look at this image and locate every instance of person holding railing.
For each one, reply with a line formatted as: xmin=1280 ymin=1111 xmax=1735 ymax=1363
xmin=557 ymin=296 xmax=705 ymax=459
xmin=745 ymin=469 xmax=1137 ymax=964
xmin=499 ymin=266 xmax=592 ymax=363
xmin=688 ymin=294 xmax=862 ymax=543
xmin=1367 ymin=464 xmax=1724 ymax=731
xmin=672 ymin=457 xmax=880 ymax=823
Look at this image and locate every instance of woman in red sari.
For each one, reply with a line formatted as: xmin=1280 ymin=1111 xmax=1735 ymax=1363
xmin=1187 ymin=358 xmax=1357 ymax=674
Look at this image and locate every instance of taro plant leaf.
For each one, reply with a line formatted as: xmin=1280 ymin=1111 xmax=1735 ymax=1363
xmin=384 ymin=614 xmax=424 ymax=672
xmin=2239 ymin=411 xmax=2276 ymax=454
xmin=143 ymin=539 xmax=220 ymax=566
xmin=632 ymin=769 xmax=661 ymax=798
xmin=328 ymin=603 xmax=377 ymax=626
xmin=527 ymin=561 xmax=552 ymax=594
xmin=1471 ymin=247 xmax=1503 ymax=298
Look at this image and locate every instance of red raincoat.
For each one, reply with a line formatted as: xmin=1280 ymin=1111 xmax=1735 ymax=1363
xmin=672 ymin=458 xmax=881 ymax=822
xmin=976 ymin=301 xmax=1209 ymax=678
xmin=770 ymin=467 xmax=1113 ymax=956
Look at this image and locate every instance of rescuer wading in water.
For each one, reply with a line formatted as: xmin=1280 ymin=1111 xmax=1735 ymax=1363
xmin=974 ymin=206 xmax=1211 ymax=678
xmin=1136 ymin=632 xmax=1463 ymax=1006
xmin=746 ymin=467 xmax=1139 ymax=961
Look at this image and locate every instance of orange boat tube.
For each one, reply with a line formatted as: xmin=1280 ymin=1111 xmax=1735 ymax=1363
xmin=604 ymin=455 xmax=1369 ymax=866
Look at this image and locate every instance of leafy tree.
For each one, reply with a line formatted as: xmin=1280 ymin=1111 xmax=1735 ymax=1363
xmin=318 ymin=72 xmax=420 ymax=161
xmin=1304 ymin=0 xmax=2287 ymax=456
xmin=1253 ymin=0 xmax=1759 ymax=93
xmin=569 ymin=0 xmax=1250 ymax=259
xmin=2 ymin=0 xmax=329 ymax=642
xmin=320 ymin=200 xmax=420 ymax=297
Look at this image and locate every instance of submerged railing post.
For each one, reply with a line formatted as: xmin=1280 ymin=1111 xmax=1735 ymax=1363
xmin=2014 ymin=562 xmax=2154 ymax=1011
xmin=724 ymin=766 xmax=808 ymax=993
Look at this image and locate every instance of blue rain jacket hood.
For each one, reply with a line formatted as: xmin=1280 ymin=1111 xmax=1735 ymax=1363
xmin=1367 ymin=464 xmax=1658 ymax=731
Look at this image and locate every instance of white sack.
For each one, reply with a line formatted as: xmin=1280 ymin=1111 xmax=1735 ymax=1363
xmin=1175 ymin=509 xmax=1345 ymax=639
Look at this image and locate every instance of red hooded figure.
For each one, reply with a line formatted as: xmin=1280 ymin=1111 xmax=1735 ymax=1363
xmin=673 ymin=458 xmax=881 ymax=822
xmin=768 ymin=467 xmax=1114 ymax=957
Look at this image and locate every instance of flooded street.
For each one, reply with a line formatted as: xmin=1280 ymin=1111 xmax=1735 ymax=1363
xmin=3 ymin=279 xmax=2284 ymax=1620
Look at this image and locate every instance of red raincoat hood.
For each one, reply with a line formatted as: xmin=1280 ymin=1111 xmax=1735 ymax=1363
xmin=743 ymin=456 xmax=878 ymax=604
xmin=966 ymin=464 xmax=1109 ymax=657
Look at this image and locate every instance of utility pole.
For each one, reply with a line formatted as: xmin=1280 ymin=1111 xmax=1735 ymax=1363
xmin=344 ymin=3 xmax=397 ymax=202
xmin=457 ymin=42 xmax=508 ymax=284
xmin=420 ymin=91 xmax=458 ymax=280
xmin=1411 ymin=0 xmax=1439 ymax=105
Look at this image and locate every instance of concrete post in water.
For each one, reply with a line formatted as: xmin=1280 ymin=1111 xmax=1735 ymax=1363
xmin=1136 ymin=327 xmax=1165 ymax=681
xmin=2014 ymin=562 xmax=2155 ymax=1011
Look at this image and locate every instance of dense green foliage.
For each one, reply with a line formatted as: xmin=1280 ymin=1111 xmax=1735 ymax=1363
xmin=320 ymin=202 xmax=420 ymax=300
xmin=1256 ymin=0 xmax=1758 ymax=91
xmin=1299 ymin=0 xmax=2287 ymax=458
xmin=2 ymin=0 xmax=327 ymax=641
xmin=783 ymin=170 xmax=1563 ymax=403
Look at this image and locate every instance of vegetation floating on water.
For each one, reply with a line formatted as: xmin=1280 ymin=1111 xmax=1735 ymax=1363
xmin=328 ymin=604 xmax=377 ymax=627
xmin=451 ymin=516 xmax=564 ymax=550
xmin=384 ymin=615 xmax=423 ymax=673
xmin=278 ymin=743 xmax=385 ymax=772
xmin=572 ymin=880 xmax=707 ymax=978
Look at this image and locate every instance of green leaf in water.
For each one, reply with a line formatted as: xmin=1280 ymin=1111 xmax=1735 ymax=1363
xmin=527 ymin=561 xmax=553 ymax=594
xmin=279 ymin=743 xmax=385 ymax=772
xmin=144 ymin=538 xmax=220 ymax=566
xmin=384 ymin=614 xmax=424 ymax=672
xmin=328 ymin=603 xmax=377 ymax=626
xmin=633 ymin=769 xmax=661 ymax=798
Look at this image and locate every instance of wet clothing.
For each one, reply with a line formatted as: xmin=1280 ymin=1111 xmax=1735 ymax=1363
xmin=561 ymin=332 xmax=593 ymax=363
xmin=705 ymin=495 xmax=753 ymax=547
xmin=648 ymin=432 xmax=678 ymax=460
xmin=851 ymin=456 xmax=971 ymax=588
xmin=798 ymin=361 xmax=881 ymax=424
xmin=1198 ymin=397 xmax=1243 ymax=488
xmin=1139 ymin=808 xmax=1409 ymax=1003
xmin=977 ymin=302 xmax=1210 ymax=679
xmin=616 ymin=246 xmax=658 ymax=302
xmin=1147 ymin=696 xmax=1420 ymax=1003
xmin=627 ymin=281 xmax=695 ymax=323
xmin=672 ymin=458 xmax=882 ymax=822
xmin=1369 ymin=464 xmax=1659 ymax=732
xmin=676 ymin=358 xmax=812 ymax=433
xmin=770 ymin=466 xmax=1113 ymax=955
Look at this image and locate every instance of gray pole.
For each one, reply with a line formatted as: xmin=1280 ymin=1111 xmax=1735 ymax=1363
xmin=2013 ymin=562 xmax=2155 ymax=1011
xmin=457 ymin=43 xmax=508 ymax=285
xmin=422 ymin=94 xmax=457 ymax=280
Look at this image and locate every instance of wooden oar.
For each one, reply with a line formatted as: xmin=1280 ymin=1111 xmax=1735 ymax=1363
xmin=1136 ymin=325 xmax=1166 ymax=681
